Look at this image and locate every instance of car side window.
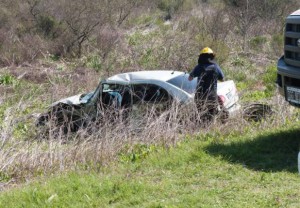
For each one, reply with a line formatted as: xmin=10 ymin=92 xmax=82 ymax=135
xmin=132 ymin=84 xmax=171 ymax=104
xmin=167 ymin=74 xmax=197 ymax=94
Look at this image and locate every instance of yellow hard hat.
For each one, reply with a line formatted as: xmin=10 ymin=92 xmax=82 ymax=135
xmin=200 ymin=47 xmax=214 ymax=55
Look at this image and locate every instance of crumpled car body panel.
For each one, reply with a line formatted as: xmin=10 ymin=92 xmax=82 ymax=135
xmin=37 ymin=70 xmax=240 ymax=130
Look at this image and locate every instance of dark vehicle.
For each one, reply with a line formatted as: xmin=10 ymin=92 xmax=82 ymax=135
xmin=276 ymin=9 xmax=300 ymax=173
xmin=277 ymin=9 xmax=300 ymax=107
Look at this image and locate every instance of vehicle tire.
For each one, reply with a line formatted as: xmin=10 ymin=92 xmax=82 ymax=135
xmin=243 ymin=103 xmax=273 ymax=122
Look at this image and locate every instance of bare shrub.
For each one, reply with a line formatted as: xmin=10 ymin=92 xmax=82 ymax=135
xmin=96 ymin=26 xmax=121 ymax=61
xmin=0 ymin=0 xmax=299 ymax=66
xmin=224 ymin=0 xmax=300 ymax=52
xmin=0 ymin=33 xmax=45 ymax=65
xmin=114 ymin=0 xmax=142 ymax=26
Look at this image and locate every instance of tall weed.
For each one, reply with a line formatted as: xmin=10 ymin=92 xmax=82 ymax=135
xmin=0 ymin=92 xmax=295 ymax=187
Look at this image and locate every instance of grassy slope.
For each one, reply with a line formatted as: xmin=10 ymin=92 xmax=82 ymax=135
xmin=0 ymin=3 xmax=299 ymax=208
xmin=0 ymin=124 xmax=299 ymax=208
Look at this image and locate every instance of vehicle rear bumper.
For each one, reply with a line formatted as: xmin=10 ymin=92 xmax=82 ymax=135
xmin=227 ymin=103 xmax=241 ymax=117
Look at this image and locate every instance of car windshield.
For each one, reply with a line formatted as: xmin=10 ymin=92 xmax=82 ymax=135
xmin=103 ymin=83 xmax=123 ymax=92
xmin=78 ymin=81 xmax=119 ymax=104
xmin=79 ymin=91 xmax=94 ymax=103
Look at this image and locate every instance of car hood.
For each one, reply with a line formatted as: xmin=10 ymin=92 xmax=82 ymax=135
xmin=51 ymin=94 xmax=84 ymax=106
xmin=51 ymin=91 xmax=95 ymax=107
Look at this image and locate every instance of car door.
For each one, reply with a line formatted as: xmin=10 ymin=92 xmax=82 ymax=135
xmin=130 ymin=83 xmax=172 ymax=122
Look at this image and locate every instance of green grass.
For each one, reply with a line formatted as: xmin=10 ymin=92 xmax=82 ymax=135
xmin=0 ymin=74 xmax=16 ymax=85
xmin=0 ymin=124 xmax=299 ymax=208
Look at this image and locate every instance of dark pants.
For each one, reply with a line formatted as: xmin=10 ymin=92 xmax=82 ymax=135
xmin=195 ymin=91 xmax=218 ymax=122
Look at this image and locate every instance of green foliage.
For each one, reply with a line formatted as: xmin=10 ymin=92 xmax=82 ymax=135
xmin=0 ymin=74 xmax=17 ymax=85
xmin=271 ymin=34 xmax=284 ymax=56
xmin=223 ymin=65 xmax=248 ymax=84
xmin=243 ymin=90 xmax=270 ymax=102
xmin=231 ymin=56 xmax=246 ymax=67
xmin=127 ymin=30 xmax=168 ymax=69
xmin=236 ymin=81 xmax=247 ymax=91
xmin=157 ymin=0 xmax=184 ymax=14
xmin=128 ymin=32 xmax=144 ymax=46
xmin=241 ymin=64 xmax=278 ymax=101
xmin=263 ymin=64 xmax=277 ymax=94
xmin=84 ymin=55 xmax=102 ymax=72
xmin=128 ymin=30 xmax=160 ymax=46
xmin=13 ymin=122 xmax=34 ymax=139
xmin=271 ymin=34 xmax=283 ymax=47
xmin=242 ymin=64 xmax=276 ymax=101
xmin=0 ymin=171 xmax=11 ymax=183
xmin=0 ymin=106 xmax=6 ymax=123
xmin=213 ymin=42 xmax=230 ymax=65
xmin=0 ymin=0 xmax=297 ymax=66
xmin=127 ymin=14 xmax=155 ymax=27
xmin=138 ymin=48 xmax=160 ymax=69
xmin=249 ymin=36 xmax=267 ymax=50
xmin=49 ymin=54 xmax=60 ymax=61
xmin=119 ymin=144 xmax=159 ymax=163
xmin=37 ymin=15 xmax=56 ymax=38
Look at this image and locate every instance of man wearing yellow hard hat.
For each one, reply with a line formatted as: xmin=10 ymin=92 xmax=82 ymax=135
xmin=188 ymin=47 xmax=225 ymax=122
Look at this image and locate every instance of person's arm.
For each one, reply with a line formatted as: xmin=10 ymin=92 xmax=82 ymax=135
xmin=188 ymin=65 xmax=199 ymax=81
xmin=215 ymin=64 xmax=225 ymax=81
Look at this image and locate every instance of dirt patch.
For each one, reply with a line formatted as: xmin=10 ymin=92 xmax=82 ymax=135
xmin=1 ymin=64 xmax=101 ymax=102
xmin=9 ymin=66 xmax=49 ymax=84
xmin=0 ymin=85 xmax=14 ymax=94
xmin=5 ymin=65 xmax=100 ymax=86
xmin=19 ymin=71 xmax=49 ymax=84
xmin=0 ymin=86 xmax=14 ymax=104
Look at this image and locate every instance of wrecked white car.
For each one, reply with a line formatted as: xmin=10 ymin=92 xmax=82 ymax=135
xmin=37 ymin=70 xmax=240 ymax=131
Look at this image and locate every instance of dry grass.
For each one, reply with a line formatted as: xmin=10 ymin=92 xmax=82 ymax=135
xmin=0 ymin=51 xmax=294 ymax=191
xmin=0 ymin=90 xmax=294 ymax=191
xmin=0 ymin=0 xmax=299 ymax=196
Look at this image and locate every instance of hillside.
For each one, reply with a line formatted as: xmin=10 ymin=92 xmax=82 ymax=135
xmin=0 ymin=0 xmax=300 ymax=205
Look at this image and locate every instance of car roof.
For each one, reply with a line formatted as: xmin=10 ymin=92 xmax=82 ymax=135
xmin=106 ymin=70 xmax=186 ymax=83
xmin=290 ymin=10 xmax=300 ymax=16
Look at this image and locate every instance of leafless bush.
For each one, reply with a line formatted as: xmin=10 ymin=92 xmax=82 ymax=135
xmin=96 ymin=27 xmax=121 ymax=60
xmin=224 ymin=0 xmax=300 ymax=51
xmin=0 ymin=0 xmax=298 ymax=67
xmin=0 ymin=33 xmax=46 ymax=65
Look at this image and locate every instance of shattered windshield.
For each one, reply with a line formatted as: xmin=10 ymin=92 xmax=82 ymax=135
xmin=103 ymin=83 xmax=123 ymax=92
xmin=79 ymin=91 xmax=95 ymax=104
